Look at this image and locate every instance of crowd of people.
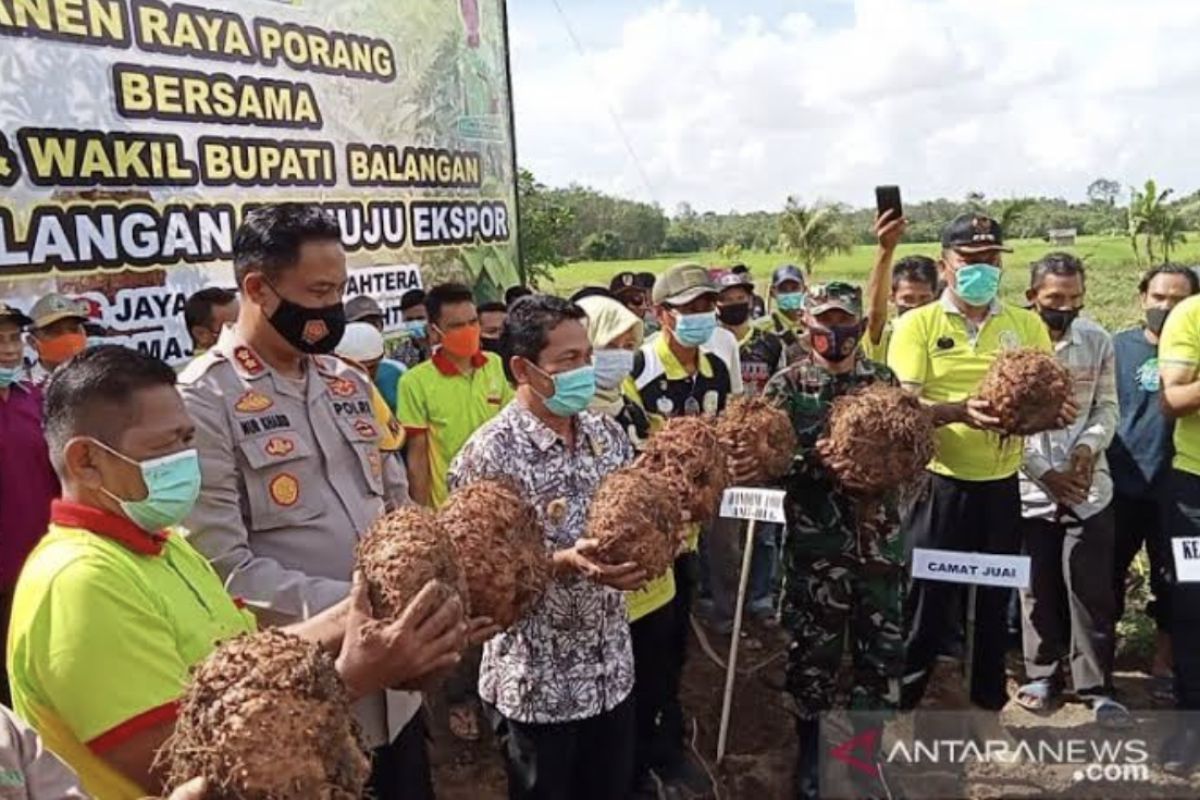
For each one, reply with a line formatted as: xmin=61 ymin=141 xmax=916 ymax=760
xmin=2 ymin=201 xmax=1200 ymax=800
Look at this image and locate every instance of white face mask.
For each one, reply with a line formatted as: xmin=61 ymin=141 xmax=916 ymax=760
xmin=593 ymin=348 xmax=635 ymax=390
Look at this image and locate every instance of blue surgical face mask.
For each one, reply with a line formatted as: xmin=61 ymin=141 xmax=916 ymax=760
xmin=593 ymin=348 xmax=634 ymax=390
xmin=0 ymin=365 xmax=20 ymax=388
xmin=531 ymin=363 xmax=597 ymax=417
xmin=403 ymin=319 xmax=428 ymax=339
xmin=954 ymin=263 xmax=1002 ymax=307
xmin=671 ymin=310 xmax=717 ymax=347
xmin=93 ymin=440 xmax=202 ymax=531
xmin=776 ymin=292 xmax=806 ymax=312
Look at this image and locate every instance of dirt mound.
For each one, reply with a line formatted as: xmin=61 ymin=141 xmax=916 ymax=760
xmin=819 ymin=384 xmax=935 ymax=493
xmin=635 ymin=416 xmax=729 ymax=523
xmin=715 ymin=395 xmax=797 ymax=482
xmin=977 ymin=348 xmax=1071 ymax=435
xmin=158 ymin=629 xmax=369 ymax=800
xmin=586 ymin=466 xmax=684 ymax=576
xmin=357 ymin=506 xmax=467 ymax=621
xmin=440 ymin=480 xmax=551 ymax=629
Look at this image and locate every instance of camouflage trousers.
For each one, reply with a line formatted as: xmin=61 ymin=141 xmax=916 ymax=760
xmin=782 ymin=556 xmax=905 ymax=719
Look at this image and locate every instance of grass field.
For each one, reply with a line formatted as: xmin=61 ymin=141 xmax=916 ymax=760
xmin=544 ymin=235 xmax=1200 ymax=332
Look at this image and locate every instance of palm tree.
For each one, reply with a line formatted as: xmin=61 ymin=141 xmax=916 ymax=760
xmin=777 ymin=197 xmax=855 ymax=276
xmin=1129 ymin=179 xmax=1175 ymax=265
xmin=997 ymin=198 xmax=1036 ymax=238
xmin=1158 ymin=212 xmax=1188 ymax=262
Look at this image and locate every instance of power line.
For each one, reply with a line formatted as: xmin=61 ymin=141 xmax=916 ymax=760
xmin=547 ymin=0 xmax=661 ymax=205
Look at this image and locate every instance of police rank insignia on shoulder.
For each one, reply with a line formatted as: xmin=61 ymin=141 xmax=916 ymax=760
xmin=353 ymin=419 xmax=378 ymax=439
xmin=264 ymin=437 xmax=295 ymax=458
xmin=233 ymin=346 xmax=264 ymax=375
xmin=234 ymin=390 xmax=273 ymax=414
xmin=326 ymin=377 xmax=357 ymax=397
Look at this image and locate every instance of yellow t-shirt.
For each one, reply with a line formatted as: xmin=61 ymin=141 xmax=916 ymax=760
xmin=888 ymin=297 xmax=1052 ymax=481
xmin=398 ymin=351 xmax=514 ymax=507
xmin=8 ymin=503 xmax=256 ymax=800
xmin=1159 ymin=294 xmax=1200 ymax=476
xmin=862 ymin=320 xmax=893 ymax=363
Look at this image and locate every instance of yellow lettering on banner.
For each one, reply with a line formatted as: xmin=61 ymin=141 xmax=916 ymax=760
xmin=134 ymin=1 xmax=255 ymax=59
xmin=0 ymin=0 xmax=125 ymax=43
xmin=17 ymin=129 xmax=197 ymax=185
xmin=199 ymin=139 xmax=334 ymax=187
xmin=23 ymin=134 xmax=74 ymax=179
xmin=254 ymin=18 xmax=395 ymax=81
xmin=113 ymin=65 xmax=321 ymax=128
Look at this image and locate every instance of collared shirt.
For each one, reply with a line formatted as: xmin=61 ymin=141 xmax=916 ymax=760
xmin=888 ymin=291 xmax=1052 ymax=481
xmin=0 ymin=705 xmax=86 ymax=798
xmin=0 ymin=381 xmax=58 ymax=589
xmin=1159 ymin=295 xmax=1200 ymax=477
xmin=1108 ymin=327 xmax=1174 ymax=497
xmin=702 ymin=327 xmax=745 ymax=395
xmin=374 ymin=358 xmax=406 ymax=415
xmin=764 ymin=354 xmax=903 ymax=563
xmin=397 ymin=350 xmax=513 ymax=508
xmin=1020 ymin=318 xmax=1118 ymax=521
xmin=733 ymin=325 xmax=785 ymax=396
xmin=448 ymin=402 xmax=635 ymax=724
xmin=862 ymin=320 xmax=894 ymax=364
xmin=634 ymin=333 xmax=733 ymax=421
xmin=8 ymin=501 xmax=256 ymax=800
xmin=179 ymin=325 xmax=414 ymax=747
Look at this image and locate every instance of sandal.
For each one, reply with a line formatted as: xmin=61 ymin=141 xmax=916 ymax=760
xmin=1092 ymin=696 xmax=1132 ymax=729
xmin=1015 ymin=679 xmax=1059 ymax=712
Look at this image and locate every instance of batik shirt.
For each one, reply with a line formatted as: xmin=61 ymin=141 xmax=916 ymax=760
xmin=764 ymin=354 xmax=902 ymax=564
xmin=448 ymin=401 xmax=635 ymax=724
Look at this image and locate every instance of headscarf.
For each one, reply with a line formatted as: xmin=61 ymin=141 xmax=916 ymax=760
xmin=577 ymin=295 xmax=644 ymax=416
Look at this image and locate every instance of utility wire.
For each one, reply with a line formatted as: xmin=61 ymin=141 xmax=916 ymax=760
xmin=547 ymin=0 xmax=661 ymax=205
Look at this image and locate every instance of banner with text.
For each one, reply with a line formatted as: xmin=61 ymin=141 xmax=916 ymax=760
xmin=0 ymin=0 xmax=518 ymax=363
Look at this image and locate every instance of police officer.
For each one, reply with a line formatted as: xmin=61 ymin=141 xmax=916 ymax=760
xmin=763 ymin=282 xmax=904 ymax=800
xmin=180 ymin=205 xmax=465 ymax=800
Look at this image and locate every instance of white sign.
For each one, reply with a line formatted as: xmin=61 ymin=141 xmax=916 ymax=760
xmin=911 ymin=548 xmax=1031 ymax=589
xmin=719 ymin=487 xmax=786 ymax=524
xmin=1172 ymin=538 xmax=1200 ymax=583
xmin=344 ymin=263 xmax=424 ymax=333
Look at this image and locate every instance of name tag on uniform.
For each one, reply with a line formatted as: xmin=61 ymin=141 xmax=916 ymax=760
xmin=720 ymin=487 xmax=786 ymax=524
xmin=911 ymin=548 xmax=1030 ymax=588
xmin=1172 ymin=538 xmax=1200 ymax=583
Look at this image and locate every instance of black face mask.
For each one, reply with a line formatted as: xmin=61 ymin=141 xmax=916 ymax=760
xmin=265 ymin=282 xmax=346 ymax=355
xmin=1037 ymin=306 xmax=1080 ymax=334
xmin=481 ymin=336 xmax=503 ymax=354
xmin=809 ymin=322 xmax=860 ymax=363
xmin=717 ymin=303 xmax=751 ymax=327
xmin=1146 ymin=307 xmax=1171 ymax=335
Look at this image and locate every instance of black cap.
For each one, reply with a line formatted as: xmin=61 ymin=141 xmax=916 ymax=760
xmin=570 ymin=286 xmax=613 ymax=304
xmin=504 ymin=285 xmax=533 ymax=306
xmin=399 ymin=289 xmax=426 ymax=311
xmin=941 ymin=214 xmax=1013 ymax=254
xmin=609 ymin=272 xmax=640 ymax=294
xmin=634 ymin=272 xmax=656 ymax=290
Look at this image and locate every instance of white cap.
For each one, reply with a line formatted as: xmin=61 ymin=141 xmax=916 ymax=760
xmin=336 ymin=322 xmax=385 ymax=363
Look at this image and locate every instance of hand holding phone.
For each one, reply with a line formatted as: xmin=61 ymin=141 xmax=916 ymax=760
xmin=875 ymin=185 xmax=903 ymax=221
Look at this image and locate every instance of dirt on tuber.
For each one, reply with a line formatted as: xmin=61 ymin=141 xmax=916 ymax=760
xmin=586 ymin=466 xmax=684 ymax=577
xmin=820 ymin=384 xmax=935 ymax=494
xmin=715 ymin=395 xmax=798 ymax=482
xmin=356 ymin=506 xmax=467 ymax=621
xmin=635 ymin=416 xmax=729 ymax=523
xmin=976 ymin=348 xmax=1072 ymax=435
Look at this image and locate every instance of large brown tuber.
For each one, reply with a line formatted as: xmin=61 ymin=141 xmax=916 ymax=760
xmin=157 ymin=629 xmax=369 ymax=800
xmin=439 ymin=480 xmax=551 ymax=629
xmin=715 ymin=395 xmax=798 ymax=482
xmin=586 ymin=466 xmax=684 ymax=577
xmin=635 ymin=416 xmax=729 ymax=523
xmin=819 ymin=384 xmax=935 ymax=494
xmin=356 ymin=506 xmax=467 ymax=620
xmin=976 ymin=348 xmax=1072 ymax=435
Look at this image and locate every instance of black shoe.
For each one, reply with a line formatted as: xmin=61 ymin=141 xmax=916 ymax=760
xmin=1161 ymin=727 xmax=1200 ymax=775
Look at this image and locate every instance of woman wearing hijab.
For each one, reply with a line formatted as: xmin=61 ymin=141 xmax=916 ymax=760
xmin=578 ymin=295 xmax=681 ymax=795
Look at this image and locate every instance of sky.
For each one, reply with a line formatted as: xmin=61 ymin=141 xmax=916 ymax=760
xmin=506 ymin=0 xmax=1200 ymax=214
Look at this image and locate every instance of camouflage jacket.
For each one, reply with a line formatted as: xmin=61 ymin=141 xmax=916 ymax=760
xmin=764 ymin=354 xmax=904 ymax=566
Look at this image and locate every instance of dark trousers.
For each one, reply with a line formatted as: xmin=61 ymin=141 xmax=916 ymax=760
xmin=370 ymin=712 xmax=434 ymax=800
xmin=662 ymin=552 xmax=697 ymax=760
xmin=902 ymin=473 xmax=1021 ymax=711
xmin=1169 ymin=470 xmax=1200 ymax=709
xmin=1113 ymin=489 xmax=1174 ymax=630
xmin=484 ymin=696 xmax=635 ymax=800
xmin=631 ymin=600 xmax=675 ymax=780
xmin=1020 ymin=506 xmax=1117 ymax=695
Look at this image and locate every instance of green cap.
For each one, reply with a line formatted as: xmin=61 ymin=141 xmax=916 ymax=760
xmin=29 ymin=293 xmax=88 ymax=330
xmin=652 ymin=262 xmax=717 ymax=307
xmin=805 ymin=281 xmax=862 ymax=317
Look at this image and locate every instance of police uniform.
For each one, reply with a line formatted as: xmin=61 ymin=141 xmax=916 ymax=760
xmin=179 ymin=326 xmax=418 ymax=753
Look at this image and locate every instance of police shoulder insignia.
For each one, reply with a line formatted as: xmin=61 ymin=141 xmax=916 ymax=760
xmin=269 ymin=473 xmax=300 ymax=507
xmin=235 ymin=390 xmax=273 ymax=414
xmin=326 ymin=377 xmax=357 ymax=397
xmin=353 ymin=418 xmax=378 ymax=439
xmin=233 ymin=346 xmax=264 ymax=376
xmin=264 ymin=437 xmax=295 ymax=457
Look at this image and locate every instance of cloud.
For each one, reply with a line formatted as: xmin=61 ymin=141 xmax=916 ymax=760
xmin=510 ymin=0 xmax=1200 ymax=213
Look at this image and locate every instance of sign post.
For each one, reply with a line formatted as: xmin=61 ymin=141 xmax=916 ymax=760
xmin=715 ymin=486 xmax=786 ymax=763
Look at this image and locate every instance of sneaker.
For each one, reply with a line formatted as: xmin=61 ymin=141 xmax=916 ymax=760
xmin=747 ymin=597 xmax=776 ymax=620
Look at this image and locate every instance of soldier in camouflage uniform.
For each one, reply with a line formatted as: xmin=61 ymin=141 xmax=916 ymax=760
xmin=763 ymin=282 xmax=905 ymax=800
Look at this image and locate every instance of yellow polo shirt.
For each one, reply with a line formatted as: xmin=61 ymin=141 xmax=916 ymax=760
xmin=862 ymin=320 xmax=893 ymax=363
xmin=398 ymin=350 xmax=514 ymax=507
xmin=1159 ymin=294 xmax=1200 ymax=476
xmin=8 ymin=501 xmax=256 ymax=800
xmin=888 ymin=295 xmax=1052 ymax=481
